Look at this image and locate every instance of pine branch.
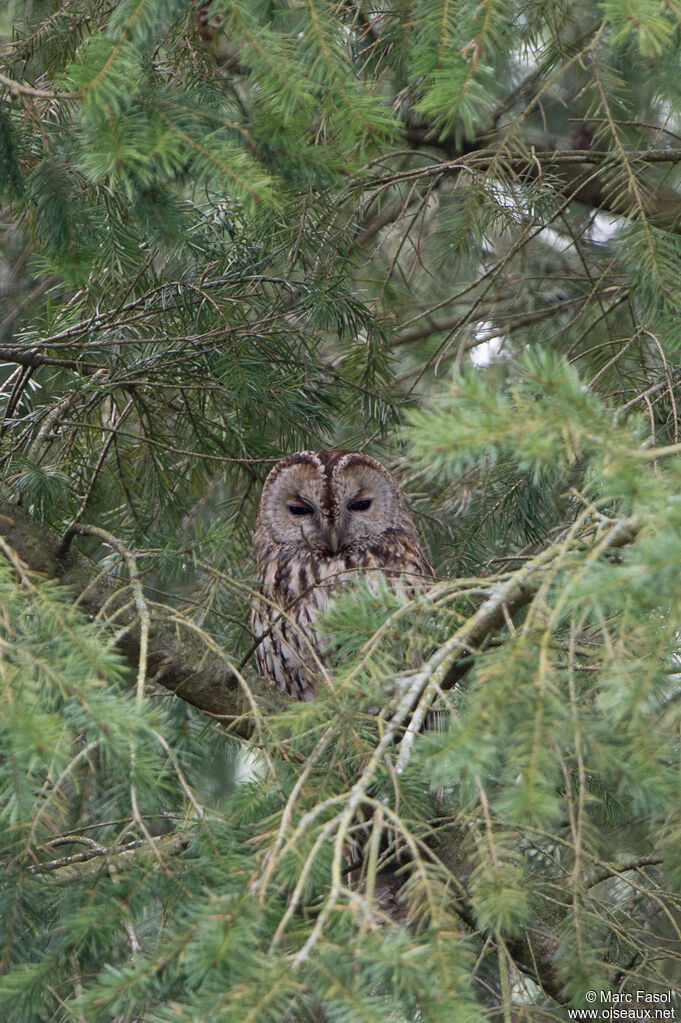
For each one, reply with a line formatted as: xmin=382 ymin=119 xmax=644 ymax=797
xmin=441 ymin=516 xmax=640 ymax=690
xmin=0 ymin=508 xmax=659 ymax=1007
xmin=363 ymin=144 xmax=681 ymax=234
xmin=0 ymin=500 xmax=640 ymax=730
xmin=0 ymin=346 xmax=95 ymax=372
xmin=0 ymin=499 xmax=288 ymax=731
xmin=28 ymin=832 xmax=193 ymax=886
xmin=415 ymin=832 xmax=567 ymax=1002
xmin=0 ymin=71 xmax=71 ymax=100
xmin=588 ymin=857 xmax=664 ymax=889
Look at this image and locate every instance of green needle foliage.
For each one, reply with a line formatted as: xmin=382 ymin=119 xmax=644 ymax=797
xmin=2 ymin=0 xmax=681 ymax=1018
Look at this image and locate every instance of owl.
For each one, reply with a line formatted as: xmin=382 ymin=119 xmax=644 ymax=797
xmin=251 ymin=449 xmax=433 ymax=699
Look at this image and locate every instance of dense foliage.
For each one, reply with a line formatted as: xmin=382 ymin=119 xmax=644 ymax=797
xmin=2 ymin=0 xmax=681 ymax=1018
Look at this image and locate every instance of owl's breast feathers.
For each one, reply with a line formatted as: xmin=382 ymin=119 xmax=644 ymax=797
xmin=251 ymin=530 xmax=432 ymax=699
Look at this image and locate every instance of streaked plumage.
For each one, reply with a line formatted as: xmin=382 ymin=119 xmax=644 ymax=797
xmin=251 ymin=449 xmax=433 ymax=699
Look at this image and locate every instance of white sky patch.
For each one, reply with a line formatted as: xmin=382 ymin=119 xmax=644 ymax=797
xmin=589 ymin=211 xmax=619 ymax=243
xmin=236 ymin=749 xmax=267 ymax=784
xmin=471 ymin=322 xmax=506 ymax=366
xmin=537 ymin=225 xmax=573 ymax=253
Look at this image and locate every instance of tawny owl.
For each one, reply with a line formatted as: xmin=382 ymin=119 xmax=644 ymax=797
xmin=251 ymin=449 xmax=433 ymax=699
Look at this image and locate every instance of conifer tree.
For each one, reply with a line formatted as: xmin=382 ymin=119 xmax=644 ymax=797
xmin=1 ymin=0 xmax=681 ymax=1019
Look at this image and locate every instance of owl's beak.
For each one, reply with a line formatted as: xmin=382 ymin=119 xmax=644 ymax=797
xmin=323 ymin=521 xmax=341 ymax=555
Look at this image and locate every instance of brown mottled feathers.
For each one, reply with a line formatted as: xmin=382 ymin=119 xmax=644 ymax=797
xmin=251 ymin=450 xmax=433 ymax=699
xmin=196 ymin=2 xmax=221 ymax=42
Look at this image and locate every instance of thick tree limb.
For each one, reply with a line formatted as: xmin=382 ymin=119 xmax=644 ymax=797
xmin=436 ymin=836 xmax=565 ymax=1002
xmin=403 ymin=119 xmax=681 ymax=233
xmin=0 ymin=499 xmax=289 ymax=731
xmin=372 ymin=134 xmax=681 ymax=234
xmin=0 ymin=500 xmax=640 ymax=728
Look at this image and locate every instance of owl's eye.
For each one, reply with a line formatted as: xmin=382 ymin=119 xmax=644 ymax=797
xmin=348 ymin=498 xmax=372 ymax=512
xmin=288 ymin=504 xmax=313 ymax=516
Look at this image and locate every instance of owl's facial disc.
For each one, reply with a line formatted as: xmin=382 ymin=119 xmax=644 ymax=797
xmin=260 ymin=452 xmax=407 ymax=557
xmin=260 ymin=463 xmax=326 ymax=548
xmin=270 ymin=482 xmax=381 ymax=555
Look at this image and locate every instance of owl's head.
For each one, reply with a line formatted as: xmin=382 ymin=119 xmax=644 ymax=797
xmin=254 ymin=449 xmax=418 ymax=557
